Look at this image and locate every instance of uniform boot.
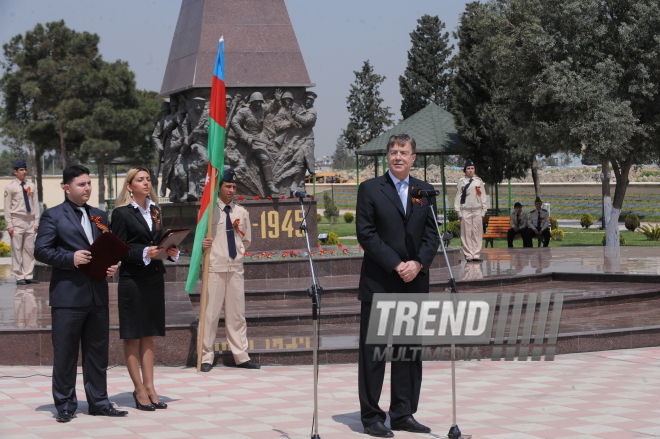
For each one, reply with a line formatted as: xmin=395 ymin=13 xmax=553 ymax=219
xmin=262 ymin=162 xmax=279 ymax=196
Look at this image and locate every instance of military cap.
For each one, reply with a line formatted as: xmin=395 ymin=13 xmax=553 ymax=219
xmin=514 ymin=202 xmax=522 ymax=208
xmin=535 ymin=196 xmax=543 ymax=203
xmin=249 ymin=92 xmax=264 ymax=103
xmin=222 ymin=168 xmax=237 ymax=183
xmin=281 ymin=92 xmax=294 ymax=101
xmin=13 ymin=159 xmax=27 ymax=169
xmin=305 ymin=91 xmax=318 ymax=100
xmin=463 ymin=159 xmax=475 ymax=171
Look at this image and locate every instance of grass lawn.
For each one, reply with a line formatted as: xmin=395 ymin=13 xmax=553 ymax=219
xmin=315 ymin=216 xmax=660 ymax=247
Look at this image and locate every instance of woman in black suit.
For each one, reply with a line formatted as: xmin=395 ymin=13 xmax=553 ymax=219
xmin=110 ymin=167 xmax=178 ymax=411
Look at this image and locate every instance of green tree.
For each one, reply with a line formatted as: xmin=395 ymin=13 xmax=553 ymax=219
xmin=71 ymin=63 xmax=160 ymax=207
xmin=342 ymin=60 xmax=393 ymax=152
xmin=399 ymin=14 xmax=454 ymax=118
xmin=449 ymin=2 xmax=534 ymax=186
xmin=332 ymin=136 xmax=353 ymax=170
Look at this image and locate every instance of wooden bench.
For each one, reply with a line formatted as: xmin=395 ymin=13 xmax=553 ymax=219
xmin=483 ymin=216 xmax=547 ymax=248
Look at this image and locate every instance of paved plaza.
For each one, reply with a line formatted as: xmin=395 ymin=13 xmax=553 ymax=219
xmin=1 ymin=347 xmax=660 ymax=439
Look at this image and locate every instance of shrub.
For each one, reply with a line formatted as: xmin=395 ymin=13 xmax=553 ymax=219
xmin=0 ymin=241 xmax=10 ymax=256
xmin=580 ymin=213 xmax=594 ymax=229
xmin=601 ymin=233 xmax=626 ymax=246
xmin=446 ymin=221 xmax=460 ymax=238
xmin=637 ymin=224 xmax=660 ymax=241
xmin=550 ymin=218 xmax=559 ymax=231
xmin=317 ymin=214 xmax=323 ymax=223
xmin=325 ymin=231 xmax=339 ymax=245
xmin=446 ymin=209 xmax=459 ymax=222
xmin=550 ymin=229 xmax=565 ymax=241
xmin=343 ymin=212 xmax=354 ymax=223
xmin=624 ymin=213 xmax=640 ymax=232
xmin=323 ymin=193 xmax=339 ymax=224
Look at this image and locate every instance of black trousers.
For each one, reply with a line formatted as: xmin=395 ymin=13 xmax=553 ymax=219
xmin=532 ymin=228 xmax=551 ymax=247
xmin=358 ymin=301 xmax=422 ymax=427
xmin=51 ymin=303 xmax=111 ymax=414
xmin=508 ymin=227 xmax=533 ymax=247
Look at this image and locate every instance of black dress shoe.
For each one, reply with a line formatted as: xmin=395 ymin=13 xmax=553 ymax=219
xmin=149 ymin=396 xmax=167 ymax=409
xmin=133 ymin=391 xmax=155 ymax=411
xmin=16 ymin=280 xmax=26 ymax=285
xmin=473 ymin=258 xmax=483 ymax=262
xmin=26 ymin=279 xmax=40 ymax=284
xmin=364 ymin=421 xmax=394 ymax=437
xmin=390 ymin=416 xmax=431 ymax=433
xmin=200 ymin=363 xmax=213 ymax=372
xmin=465 ymin=259 xmax=473 ymax=263
xmin=236 ymin=360 xmax=261 ymax=369
xmin=89 ymin=407 xmax=128 ymax=417
xmin=56 ymin=409 xmax=74 ymax=423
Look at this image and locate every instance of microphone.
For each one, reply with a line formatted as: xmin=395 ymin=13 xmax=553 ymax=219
xmin=412 ymin=188 xmax=440 ymax=198
xmin=292 ymin=190 xmax=312 ymax=198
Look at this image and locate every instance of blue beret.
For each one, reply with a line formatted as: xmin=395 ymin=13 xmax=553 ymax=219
xmin=14 ymin=159 xmax=26 ymax=169
xmin=464 ymin=159 xmax=474 ymax=170
xmin=222 ymin=168 xmax=237 ymax=183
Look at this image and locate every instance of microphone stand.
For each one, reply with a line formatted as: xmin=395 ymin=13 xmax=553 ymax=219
xmin=297 ymin=194 xmax=322 ymax=439
xmin=437 ymin=218 xmax=471 ymax=439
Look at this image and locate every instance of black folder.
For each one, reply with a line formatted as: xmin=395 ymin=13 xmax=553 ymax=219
xmin=152 ymin=228 xmax=192 ymax=260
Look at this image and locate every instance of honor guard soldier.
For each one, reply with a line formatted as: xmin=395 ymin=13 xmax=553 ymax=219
xmin=199 ymin=168 xmax=260 ymax=372
xmin=528 ymin=197 xmax=551 ymax=247
xmin=4 ymin=159 xmax=40 ymax=285
xmin=508 ymin=202 xmax=532 ymax=248
xmin=454 ymin=160 xmax=488 ymax=262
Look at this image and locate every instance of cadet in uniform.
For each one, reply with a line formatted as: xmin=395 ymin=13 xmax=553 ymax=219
xmin=4 ymin=160 xmax=40 ymax=285
xmin=199 ymin=168 xmax=260 ymax=371
xmin=508 ymin=202 xmax=532 ymax=248
xmin=454 ymin=160 xmax=488 ymax=262
xmin=528 ymin=196 xmax=551 ymax=247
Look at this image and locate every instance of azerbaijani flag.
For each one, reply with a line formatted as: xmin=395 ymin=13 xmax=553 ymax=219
xmin=185 ymin=37 xmax=226 ymax=293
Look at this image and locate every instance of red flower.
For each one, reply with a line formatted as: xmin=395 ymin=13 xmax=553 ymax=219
xmin=342 ymin=248 xmax=348 ymax=254
xmin=281 ymin=253 xmax=287 ymax=257
xmin=237 ymin=196 xmax=244 ymax=201
xmin=266 ymin=196 xmax=272 ymax=200
xmin=310 ymin=195 xmax=315 ymax=199
xmin=254 ymin=196 xmax=260 ymax=200
xmin=280 ymin=196 xmax=286 ymax=199
xmin=337 ymin=244 xmax=343 ymax=248
xmin=330 ymin=251 xmax=335 ymax=254
xmin=317 ymin=243 xmax=321 ymax=248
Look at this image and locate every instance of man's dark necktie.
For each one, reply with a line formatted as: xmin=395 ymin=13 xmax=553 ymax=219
xmin=460 ymin=178 xmax=473 ymax=204
xmin=20 ymin=181 xmax=31 ymax=213
xmin=517 ymin=213 xmax=520 ymax=227
xmin=224 ymin=205 xmax=237 ymax=259
xmin=537 ymin=211 xmax=542 ymax=229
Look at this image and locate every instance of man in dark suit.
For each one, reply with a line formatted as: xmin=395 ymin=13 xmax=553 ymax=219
xmin=356 ymin=133 xmax=440 ymax=437
xmin=35 ymin=165 xmax=127 ymax=423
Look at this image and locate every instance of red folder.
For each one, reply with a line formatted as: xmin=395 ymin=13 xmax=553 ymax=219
xmin=78 ymin=232 xmax=131 ymax=282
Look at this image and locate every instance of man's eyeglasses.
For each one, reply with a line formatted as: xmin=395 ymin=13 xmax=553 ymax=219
xmin=387 ymin=151 xmax=413 ymax=158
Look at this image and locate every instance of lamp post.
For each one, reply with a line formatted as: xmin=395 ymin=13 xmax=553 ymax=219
xmin=593 ymin=172 xmax=611 ymax=230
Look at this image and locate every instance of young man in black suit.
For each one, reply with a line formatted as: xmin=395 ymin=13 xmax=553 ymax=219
xmin=356 ymin=133 xmax=440 ymax=437
xmin=35 ymin=165 xmax=126 ymax=423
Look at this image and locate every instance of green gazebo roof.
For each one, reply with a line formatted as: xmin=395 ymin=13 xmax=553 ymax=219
xmin=356 ymin=103 xmax=461 ymax=156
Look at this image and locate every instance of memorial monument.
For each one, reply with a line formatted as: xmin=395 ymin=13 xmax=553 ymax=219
xmin=154 ymin=0 xmax=318 ymax=252
xmin=155 ymin=0 xmax=317 ymax=200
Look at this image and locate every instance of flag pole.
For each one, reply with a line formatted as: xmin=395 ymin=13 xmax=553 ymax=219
xmin=196 ymin=165 xmax=217 ymax=372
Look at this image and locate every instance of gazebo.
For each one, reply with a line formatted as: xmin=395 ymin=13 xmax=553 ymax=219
xmin=355 ymin=103 xmax=461 ymax=228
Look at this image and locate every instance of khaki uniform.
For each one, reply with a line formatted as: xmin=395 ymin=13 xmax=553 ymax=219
xmin=4 ymin=178 xmax=39 ymax=281
xmin=454 ymin=176 xmax=488 ymax=260
xmin=528 ymin=208 xmax=551 ymax=247
xmin=200 ymin=200 xmax=252 ymax=365
xmin=508 ymin=210 xmax=531 ymax=247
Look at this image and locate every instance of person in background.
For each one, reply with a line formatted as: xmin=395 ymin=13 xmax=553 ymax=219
xmin=4 ymin=159 xmax=40 ymax=284
xmin=508 ymin=202 xmax=532 ymax=248
xmin=111 ymin=167 xmax=178 ymax=411
xmin=529 ymin=196 xmax=551 ymax=247
xmin=454 ymin=160 xmax=488 ymax=262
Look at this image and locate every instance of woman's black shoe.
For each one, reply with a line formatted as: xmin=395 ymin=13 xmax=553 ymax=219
xmin=133 ymin=391 xmax=156 ymax=411
xmin=149 ymin=396 xmax=168 ymax=409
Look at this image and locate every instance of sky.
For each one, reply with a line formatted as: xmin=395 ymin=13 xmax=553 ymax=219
xmin=0 ymin=0 xmax=469 ymax=158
